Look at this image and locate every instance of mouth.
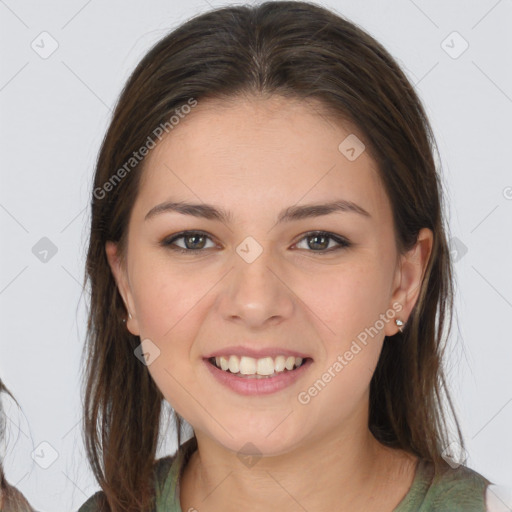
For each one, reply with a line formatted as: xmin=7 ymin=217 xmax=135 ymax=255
xmin=206 ymin=354 xmax=311 ymax=379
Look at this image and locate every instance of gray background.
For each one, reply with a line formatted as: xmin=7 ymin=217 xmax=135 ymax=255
xmin=0 ymin=0 xmax=511 ymax=510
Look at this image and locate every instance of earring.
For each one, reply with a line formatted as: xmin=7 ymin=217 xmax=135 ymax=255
xmin=395 ymin=318 xmax=404 ymax=333
xmin=122 ymin=311 xmax=133 ymax=323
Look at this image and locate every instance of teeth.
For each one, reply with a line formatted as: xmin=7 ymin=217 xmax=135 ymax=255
xmin=274 ymin=355 xmax=286 ymax=372
xmin=213 ymin=355 xmax=305 ymax=376
xmin=285 ymin=356 xmax=295 ymax=370
xmin=219 ymin=356 xmax=229 ymax=371
xmin=228 ymin=355 xmax=239 ymax=373
xmin=239 ymin=356 xmax=256 ymax=375
xmin=257 ymin=357 xmax=275 ymax=376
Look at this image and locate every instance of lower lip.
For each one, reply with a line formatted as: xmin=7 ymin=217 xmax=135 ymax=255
xmin=204 ymin=358 xmax=313 ymax=395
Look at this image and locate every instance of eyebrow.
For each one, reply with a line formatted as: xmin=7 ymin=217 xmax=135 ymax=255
xmin=145 ymin=199 xmax=371 ymax=224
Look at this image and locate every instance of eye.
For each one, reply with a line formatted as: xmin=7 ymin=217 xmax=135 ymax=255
xmin=293 ymin=231 xmax=351 ymax=254
xmin=160 ymin=230 xmax=351 ymax=255
xmin=160 ymin=231 xmax=217 ymax=254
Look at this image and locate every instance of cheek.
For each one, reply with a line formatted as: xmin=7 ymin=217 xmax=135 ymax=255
xmin=130 ymin=260 xmax=210 ymax=339
xmin=297 ymin=254 xmax=393 ymax=417
xmin=129 ymin=261 xmax=212 ymax=388
xmin=134 ymin=271 xmax=202 ymax=416
xmin=297 ymin=322 xmax=383 ymax=426
xmin=304 ymin=255 xmax=392 ymax=344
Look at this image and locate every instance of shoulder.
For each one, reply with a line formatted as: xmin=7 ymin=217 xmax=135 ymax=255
xmin=421 ymin=461 xmax=491 ymax=511
xmin=154 ymin=454 xmax=177 ymax=490
xmin=76 ymin=490 xmax=104 ymax=512
xmin=76 ymin=456 xmax=177 ymax=512
xmin=154 ymin=454 xmax=176 ymax=478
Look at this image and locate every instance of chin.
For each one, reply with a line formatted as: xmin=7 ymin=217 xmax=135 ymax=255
xmin=196 ymin=417 xmax=305 ymax=459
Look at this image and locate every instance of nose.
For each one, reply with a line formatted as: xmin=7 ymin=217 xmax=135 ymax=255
xmin=217 ymin=246 xmax=295 ymax=329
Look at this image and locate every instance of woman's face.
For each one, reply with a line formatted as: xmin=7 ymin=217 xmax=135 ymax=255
xmin=107 ymin=95 xmax=431 ymax=456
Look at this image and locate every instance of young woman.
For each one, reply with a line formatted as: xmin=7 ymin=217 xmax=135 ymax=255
xmin=78 ymin=2 xmax=492 ymax=511
xmin=0 ymin=379 xmax=36 ymax=512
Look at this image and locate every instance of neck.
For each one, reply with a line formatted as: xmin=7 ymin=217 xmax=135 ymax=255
xmin=180 ymin=426 xmax=416 ymax=511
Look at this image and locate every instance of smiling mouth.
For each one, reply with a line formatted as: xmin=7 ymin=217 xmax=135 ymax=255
xmin=207 ymin=355 xmax=310 ymax=379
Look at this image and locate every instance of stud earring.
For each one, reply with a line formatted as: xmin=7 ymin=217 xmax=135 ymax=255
xmin=395 ymin=318 xmax=404 ymax=333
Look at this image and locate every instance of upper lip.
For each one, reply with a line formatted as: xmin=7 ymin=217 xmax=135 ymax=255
xmin=203 ymin=346 xmax=311 ymax=360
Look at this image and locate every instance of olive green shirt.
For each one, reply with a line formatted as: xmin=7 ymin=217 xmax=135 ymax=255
xmin=78 ymin=437 xmax=491 ymax=511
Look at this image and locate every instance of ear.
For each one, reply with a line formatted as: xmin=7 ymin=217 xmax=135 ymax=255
xmin=105 ymin=241 xmax=140 ymax=336
xmin=385 ymin=227 xmax=434 ymax=336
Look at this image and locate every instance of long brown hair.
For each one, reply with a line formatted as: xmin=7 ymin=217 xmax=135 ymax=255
xmin=0 ymin=379 xmax=10 ymax=494
xmin=82 ymin=2 xmax=464 ymax=510
xmin=0 ymin=379 xmax=35 ymax=512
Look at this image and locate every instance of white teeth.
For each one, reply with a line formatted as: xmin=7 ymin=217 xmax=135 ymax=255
xmin=212 ymin=354 xmax=306 ymax=376
xmin=257 ymin=357 xmax=275 ymax=376
xmin=274 ymin=355 xmax=286 ymax=372
xmin=219 ymin=356 xmax=229 ymax=371
xmin=285 ymin=356 xmax=295 ymax=370
xmin=228 ymin=355 xmax=239 ymax=373
xmin=239 ymin=356 xmax=256 ymax=375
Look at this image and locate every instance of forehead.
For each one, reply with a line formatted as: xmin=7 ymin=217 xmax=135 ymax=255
xmin=134 ymin=95 xmax=391 ymax=223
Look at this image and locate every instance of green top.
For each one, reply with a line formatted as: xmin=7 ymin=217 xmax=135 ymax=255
xmin=78 ymin=437 xmax=491 ymax=511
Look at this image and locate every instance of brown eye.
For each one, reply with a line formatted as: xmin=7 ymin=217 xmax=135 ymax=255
xmin=161 ymin=231 xmax=216 ymax=254
xmin=160 ymin=230 xmax=351 ymax=256
xmin=294 ymin=231 xmax=351 ymax=253
xmin=182 ymin=233 xmax=208 ymax=250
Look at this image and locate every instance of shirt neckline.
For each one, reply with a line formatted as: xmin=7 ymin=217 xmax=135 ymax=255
xmin=162 ymin=439 xmax=431 ymax=512
xmin=392 ymin=457 xmax=433 ymax=511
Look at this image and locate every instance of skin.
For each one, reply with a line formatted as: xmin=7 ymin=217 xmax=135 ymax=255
xmin=106 ymin=95 xmax=433 ymax=511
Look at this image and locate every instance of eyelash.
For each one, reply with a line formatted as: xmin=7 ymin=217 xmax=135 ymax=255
xmin=160 ymin=230 xmax=351 ymax=255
